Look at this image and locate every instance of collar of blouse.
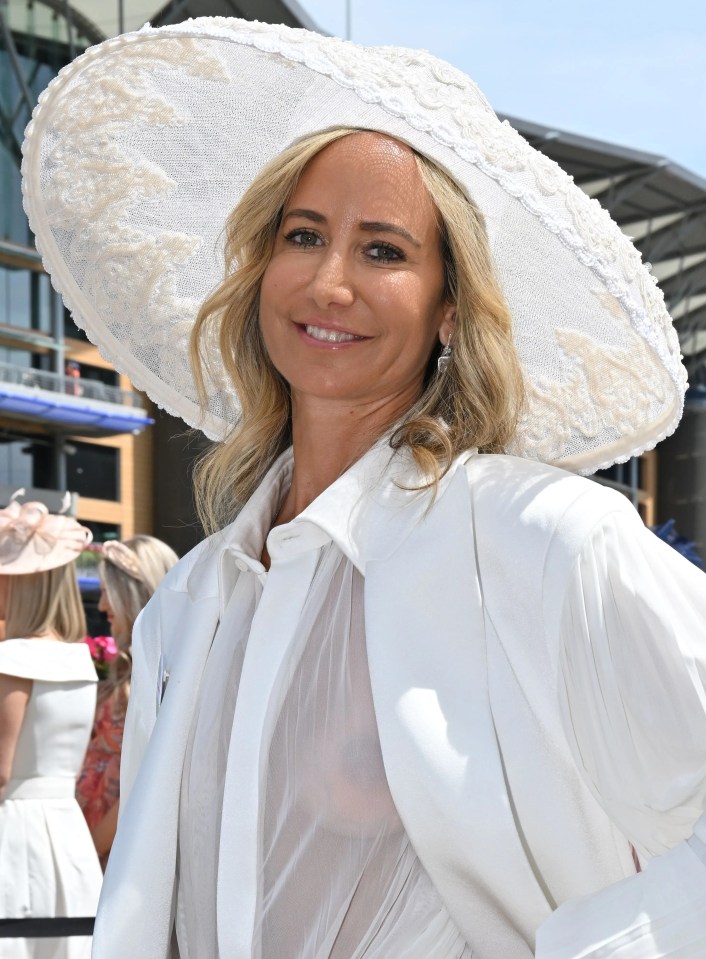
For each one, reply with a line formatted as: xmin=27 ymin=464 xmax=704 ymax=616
xmin=186 ymin=438 xmax=477 ymax=613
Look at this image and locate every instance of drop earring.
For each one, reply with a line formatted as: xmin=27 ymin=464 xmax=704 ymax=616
xmin=437 ymin=337 xmax=453 ymax=374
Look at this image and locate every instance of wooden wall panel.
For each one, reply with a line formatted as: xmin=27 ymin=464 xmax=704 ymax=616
xmin=65 ymin=343 xmax=154 ymax=540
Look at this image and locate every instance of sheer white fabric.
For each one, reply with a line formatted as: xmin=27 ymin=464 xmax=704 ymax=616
xmin=177 ymin=472 xmax=471 ymax=959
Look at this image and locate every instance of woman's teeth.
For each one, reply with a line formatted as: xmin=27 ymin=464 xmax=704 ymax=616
xmin=305 ymin=325 xmax=363 ymax=343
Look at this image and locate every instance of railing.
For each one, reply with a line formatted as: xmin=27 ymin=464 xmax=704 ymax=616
xmin=0 ymin=917 xmax=94 ymax=939
xmin=0 ymin=361 xmax=146 ymax=409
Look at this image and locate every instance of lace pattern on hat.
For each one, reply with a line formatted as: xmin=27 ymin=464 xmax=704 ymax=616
xmin=509 ymin=328 xmax=669 ymax=463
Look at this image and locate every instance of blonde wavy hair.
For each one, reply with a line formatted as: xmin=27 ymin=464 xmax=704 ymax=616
xmin=100 ymin=534 xmax=178 ymax=710
xmin=191 ymin=127 xmax=525 ymax=533
xmin=5 ymin=563 xmax=86 ymax=644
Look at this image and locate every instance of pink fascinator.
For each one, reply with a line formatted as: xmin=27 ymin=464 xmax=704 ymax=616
xmin=0 ymin=491 xmax=92 ymax=575
xmin=101 ymin=540 xmax=145 ymax=583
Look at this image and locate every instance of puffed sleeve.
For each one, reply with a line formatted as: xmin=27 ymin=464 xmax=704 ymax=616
xmin=536 ymin=501 xmax=706 ymax=958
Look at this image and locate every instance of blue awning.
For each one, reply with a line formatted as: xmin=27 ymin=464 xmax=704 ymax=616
xmin=79 ymin=576 xmax=101 ymax=591
xmin=0 ymin=383 xmax=153 ymax=434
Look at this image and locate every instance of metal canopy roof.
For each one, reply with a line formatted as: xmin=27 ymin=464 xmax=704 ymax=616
xmin=42 ymin=0 xmax=322 ymax=38
xmin=150 ymin=0 xmax=323 ymax=32
xmin=502 ymin=115 xmax=706 ymax=384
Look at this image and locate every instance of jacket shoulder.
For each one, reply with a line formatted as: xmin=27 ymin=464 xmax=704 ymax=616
xmin=462 ymin=452 xmax=640 ymax=639
xmin=464 ymin=452 xmax=635 ymax=533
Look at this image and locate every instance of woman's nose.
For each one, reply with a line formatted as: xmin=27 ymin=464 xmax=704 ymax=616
xmin=309 ymin=248 xmax=355 ymax=309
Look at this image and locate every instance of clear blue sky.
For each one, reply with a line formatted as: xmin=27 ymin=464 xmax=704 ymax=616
xmin=297 ymin=0 xmax=706 ymax=180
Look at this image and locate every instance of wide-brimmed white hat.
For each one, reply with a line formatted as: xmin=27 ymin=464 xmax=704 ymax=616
xmin=0 ymin=495 xmax=92 ymax=575
xmin=21 ymin=17 xmax=686 ymax=473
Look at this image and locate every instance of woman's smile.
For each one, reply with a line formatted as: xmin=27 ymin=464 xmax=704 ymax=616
xmin=297 ymin=322 xmax=370 ymax=347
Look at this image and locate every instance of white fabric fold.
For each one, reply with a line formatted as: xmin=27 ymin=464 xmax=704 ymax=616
xmin=558 ymin=504 xmax=706 ymax=859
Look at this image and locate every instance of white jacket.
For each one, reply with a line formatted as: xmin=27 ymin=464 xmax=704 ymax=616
xmin=93 ymin=447 xmax=706 ymax=959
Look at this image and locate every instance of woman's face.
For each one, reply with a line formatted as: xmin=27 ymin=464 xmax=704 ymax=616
xmin=98 ymin=583 xmax=126 ymax=642
xmin=259 ymin=133 xmax=455 ymax=416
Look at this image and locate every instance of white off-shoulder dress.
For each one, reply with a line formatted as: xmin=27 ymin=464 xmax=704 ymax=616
xmin=0 ymin=639 xmax=102 ymax=959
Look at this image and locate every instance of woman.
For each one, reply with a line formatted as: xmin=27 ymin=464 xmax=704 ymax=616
xmin=21 ymin=18 xmax=705 ymax=959
xmin=0 ymin=497 xmax=102 ymax=959
xmin=77 ymin=536 xmax=178 ymax=866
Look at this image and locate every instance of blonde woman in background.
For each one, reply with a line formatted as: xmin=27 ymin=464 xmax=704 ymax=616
xmin=0 ymin=498 xmax=101 ymax=959
xmin=77 ymin=535 xmax=178 ymax=867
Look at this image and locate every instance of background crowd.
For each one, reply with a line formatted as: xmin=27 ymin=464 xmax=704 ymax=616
xmin=0 ymin=498 xmax=177 ymax=958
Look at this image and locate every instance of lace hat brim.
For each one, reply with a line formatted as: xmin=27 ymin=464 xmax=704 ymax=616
xmin=21 ymin=18 xmax=687 ymax=473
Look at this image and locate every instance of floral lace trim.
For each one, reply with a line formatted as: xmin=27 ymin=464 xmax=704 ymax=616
xmin=509 ymin=328 xmax=672 ymax=465
xmin=23 ymin=37 xmax=242 ymax=436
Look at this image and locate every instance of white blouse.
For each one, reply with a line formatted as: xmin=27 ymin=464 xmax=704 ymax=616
xmin=176 ymin=460 xmax=472 ymax=959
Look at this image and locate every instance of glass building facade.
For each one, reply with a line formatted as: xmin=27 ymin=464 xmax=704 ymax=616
xmin=0 ymin=0 xmax=151 ymax=534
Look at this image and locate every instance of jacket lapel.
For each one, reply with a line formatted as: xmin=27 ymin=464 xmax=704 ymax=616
xmin=364 ymin=466 xmax=549 ymax=957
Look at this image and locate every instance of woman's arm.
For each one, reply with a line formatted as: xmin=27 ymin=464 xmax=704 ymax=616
xmin=538 ymin=499 xmax=706 ymax=957
xmin=91 ymin=800 xmax=119 ymax=858
xmin=556 ymin=503 xmax=706 ymax=858
xmin=0 ymin=672 xmax=31 ymax=800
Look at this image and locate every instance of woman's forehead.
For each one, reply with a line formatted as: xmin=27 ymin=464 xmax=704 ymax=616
xmin=299 ymin=130 xmax=416 ymax=177
xmin=289 ymin=132 xmax=438 ymax=227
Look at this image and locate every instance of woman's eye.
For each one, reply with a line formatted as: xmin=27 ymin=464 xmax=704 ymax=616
xmin=366 ymin=242 xmax=404 ymax=263
xmin=284 ymin=229 xmax=322 ymax=247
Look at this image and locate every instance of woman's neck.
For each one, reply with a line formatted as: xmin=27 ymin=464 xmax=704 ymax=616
xmin=273 ymin=393 xmax=411 ymax=527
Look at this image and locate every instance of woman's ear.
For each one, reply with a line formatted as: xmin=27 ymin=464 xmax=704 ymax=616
xmin=439 ymin=303 xmax=456 ymax=346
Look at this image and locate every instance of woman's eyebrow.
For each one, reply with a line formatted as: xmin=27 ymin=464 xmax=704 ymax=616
xmin=283 ymin=208 xmax=326 ymax=224
xmin=360 ymin=221 xmax=421 ymax=248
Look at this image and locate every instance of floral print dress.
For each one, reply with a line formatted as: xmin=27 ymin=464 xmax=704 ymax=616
xmin=76 ymin=691 xmax=125 ymax=869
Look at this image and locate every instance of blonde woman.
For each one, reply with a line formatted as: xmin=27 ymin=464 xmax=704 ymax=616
xmin=0 ymin=498 xmax=102 ymax=959
xmin=77 ymin=535 xmax=178 ymax=867
xmin=22 ymin=19 xmax=706 ymax=959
